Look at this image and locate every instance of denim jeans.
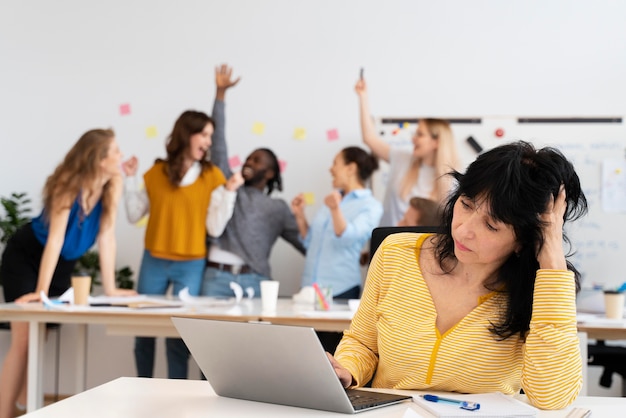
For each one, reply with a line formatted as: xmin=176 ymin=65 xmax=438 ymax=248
xmin=201 ymin=266 xmax=268 ymax=298
xmin=134 ymin=250 xmax=205 ymax=379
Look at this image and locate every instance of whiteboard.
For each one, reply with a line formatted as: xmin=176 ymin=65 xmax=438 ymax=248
xmin=376 ymin=116 xmax=626 ymax=289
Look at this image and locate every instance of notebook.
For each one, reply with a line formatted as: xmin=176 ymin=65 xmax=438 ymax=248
xmin=412 ymin=392 xmax=538 ymax=417
xmin=171 ymin=317 xmax=411 ymax=414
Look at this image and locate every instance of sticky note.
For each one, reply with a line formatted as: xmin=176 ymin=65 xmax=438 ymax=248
xmin=392 ymin=128 xmax=401 ymax=135
xmin=229 ymin=155 xmax=241 ymax=169
xmin=278 ymin=159 xmax=287 ymax=173
xmin=293 ymin=127 xmax=307 ymax=141
xmin=403 ymin=122 xmax=410 ymax=129
xmin=252 ymin=122 xmax=265 ymax=135
xmin=303 ymin=192 xmax=315 ymax=205
xmin=119 ymin=103 xmax=131 ymax=116
xmin=135 ymin=216 xmax=148 ymax=228
xmin=326 ymin=128 xmax=339 ymax=141
xmin=145 ymin=126 xmax=158 ymax=139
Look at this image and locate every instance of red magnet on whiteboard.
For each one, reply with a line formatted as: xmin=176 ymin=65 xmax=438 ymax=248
xmin=495 ymin=128 xmax=505 ymax=138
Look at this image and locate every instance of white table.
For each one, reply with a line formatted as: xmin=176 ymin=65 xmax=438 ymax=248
xmin=0 ymin=298 xmax=354 ymax=412
xmin=21 ymin=377 xmax=620 ymax=417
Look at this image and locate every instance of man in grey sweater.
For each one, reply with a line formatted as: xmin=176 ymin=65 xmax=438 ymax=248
xmin=202 ymin=65 xmax=305 ymax=298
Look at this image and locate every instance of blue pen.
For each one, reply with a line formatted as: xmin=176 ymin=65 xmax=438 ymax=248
xmin=422 ymin=394 xmax=480 ymax=411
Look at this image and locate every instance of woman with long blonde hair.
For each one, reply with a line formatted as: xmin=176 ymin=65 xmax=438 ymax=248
xmin=0 ymin=129 xmax=136 ymax=418
xmin=355 ymin=78 xmax=460 ymax=226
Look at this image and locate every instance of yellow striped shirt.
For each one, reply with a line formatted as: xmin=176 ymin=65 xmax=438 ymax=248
xmin=335 ymin=233 xmax=582 ymax=410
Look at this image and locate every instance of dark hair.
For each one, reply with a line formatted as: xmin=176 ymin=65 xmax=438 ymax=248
xmin=341 ymin=146 xmax=379 ymax=185
xmin=257 ymin=148 xmax=283 ymax=195
xmin=435 ymin=141 xmax=587 ymax=339
xmin=160 ymin=110 xmax=215 ymax=186
xmin=409 ymin=197 xmax=441 ymax=226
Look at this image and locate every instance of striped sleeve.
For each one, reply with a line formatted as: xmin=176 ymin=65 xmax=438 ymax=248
xmin=522 ymin=269 xmax=582 ymax=409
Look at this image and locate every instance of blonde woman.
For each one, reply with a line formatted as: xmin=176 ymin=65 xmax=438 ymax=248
xmin=355 ymin=78 xmax=460 ymax=226
xmin=0 ymin=129 xmax=136 ymax=418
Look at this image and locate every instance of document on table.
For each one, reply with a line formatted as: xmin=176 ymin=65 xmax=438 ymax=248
xmin=412 ymin=392 xmax=538 ymax=417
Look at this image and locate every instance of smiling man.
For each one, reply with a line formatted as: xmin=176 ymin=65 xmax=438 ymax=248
xmin=202 ymin=65 xmax=305 ymax=298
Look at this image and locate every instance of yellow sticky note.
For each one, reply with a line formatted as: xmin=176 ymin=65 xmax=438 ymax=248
xmin=303 ymin=192 xmax=315 ymax=205
xmin=403 ymin=122 xmax=410 ymax=129
xmin=135 ymin=216 xmax=148 ymax=228
xmin=293 ymin=127 xmax=307 ymax=141
xmin=252 ymin=122 xmax=265 ymax=135
xmin=145 ymin=126 xmax=158 ymax=139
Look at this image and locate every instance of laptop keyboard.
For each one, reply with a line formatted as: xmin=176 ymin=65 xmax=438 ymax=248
xmin=347 ymin=389 xmax=410 ymax=411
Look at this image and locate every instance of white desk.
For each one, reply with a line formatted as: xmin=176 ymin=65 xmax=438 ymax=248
xmin=21 ymin=377 xmax=621 ymax=417
xmin=0 ymin=298 xmax=353 ymax=412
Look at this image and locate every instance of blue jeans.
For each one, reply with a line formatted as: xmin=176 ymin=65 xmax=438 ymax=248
xmin=134 ymin=250 xmax=205 ymax=379
xmin=201 ymin=266 xmax=268 ymax=298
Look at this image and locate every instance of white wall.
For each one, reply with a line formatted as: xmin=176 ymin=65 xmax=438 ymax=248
xmin=2 ymin=0 xmax=626 ymax=396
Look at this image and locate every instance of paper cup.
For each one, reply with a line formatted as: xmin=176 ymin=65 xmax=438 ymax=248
xmin=260 ymin=280 xmax=280 ymax=313
xmin=72 ymin=275 xmax=92 ymax=305
xmin=604 ymin=291 xmax=625 ymax=319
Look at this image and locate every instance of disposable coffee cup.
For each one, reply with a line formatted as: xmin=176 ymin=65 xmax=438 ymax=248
xmin=603 ymin=291 xmax=625 ymax=319
xmin=260 ymin=280 xmax=280 ymax=313
xmin=72 ymin=275 xmax=92 ymax=305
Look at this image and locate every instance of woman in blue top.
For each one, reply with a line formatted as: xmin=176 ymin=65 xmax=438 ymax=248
xmin=292 ymin=146 xmax=383 ymax=300
xmin=0 ymin=129 xmax=136 ymax=418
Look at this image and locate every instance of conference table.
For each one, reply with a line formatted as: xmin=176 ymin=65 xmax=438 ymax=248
xmin=2 ymin=296 xmax=626 ymax=414
xmin=22 ymin=376 xmax=623 ymax=417
xmin=0 ymin=296 xmax=354 ymax=412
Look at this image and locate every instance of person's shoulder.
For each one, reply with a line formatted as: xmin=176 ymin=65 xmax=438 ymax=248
xmin=381 ymin=231 xmax=431 ymax=250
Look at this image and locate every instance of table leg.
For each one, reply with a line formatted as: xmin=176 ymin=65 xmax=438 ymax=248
xmin=75 ymin=324 xmax=87 ymax=393
xmin=26 ymin=321 xmax=45 ymax=412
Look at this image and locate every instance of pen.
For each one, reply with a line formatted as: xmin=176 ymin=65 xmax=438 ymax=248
xmin=312 ymin=283 xmax=330 ymax=310
xmin=422 ymin=394 xmax=480 ymax=411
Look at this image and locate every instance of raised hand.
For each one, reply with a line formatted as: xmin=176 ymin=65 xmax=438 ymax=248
xmin=225 ymin=171 xmax=244 ymax=192
xmin=354 ymin=78 xmax=368 ymax=97
xmin=291 ymin=194 xmax=306 ymax=217
xmin=324 ymin=190 xmax=342 ymax=210
xmin=215 ymin=64 xmax=241 ymax=91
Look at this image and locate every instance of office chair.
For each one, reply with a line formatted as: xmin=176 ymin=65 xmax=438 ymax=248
xmin=369 ymin=226 xmax=443 ymax=260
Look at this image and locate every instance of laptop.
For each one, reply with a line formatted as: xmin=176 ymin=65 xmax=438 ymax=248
xmin=172 ymin=317 xmax=411 ymax=414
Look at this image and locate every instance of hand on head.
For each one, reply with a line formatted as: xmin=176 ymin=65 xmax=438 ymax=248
xmin=121 ymin=156 xmax=139 ymax=176
xmin=215 ymin=64 xmax=241 ymax=90
xmin=536 ymin=185 xmax=567 ymax=269
xmin=324 ymin=190 xmax=342 ymax=210
xmin=225 ymin=171 xmax=244 ymax=192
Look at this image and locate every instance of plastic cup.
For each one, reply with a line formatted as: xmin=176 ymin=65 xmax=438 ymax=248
xmin=260 ymin=280 xmax=280 ymax=313
xmin=72 ymin=275 xmax=92 ymax=305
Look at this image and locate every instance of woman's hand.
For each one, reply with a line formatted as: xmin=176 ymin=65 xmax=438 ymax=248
xmin=225 ymin=171 xmax=244 ymax=192
xmin=354 ymin=79 xmax=368 ymax=97
xmin=15 ymin=292 xmax=42 ymax=304
xmin=121 ymin=156 xmax=138 ymax=177
xmin=326 ymin=352 xmax=354 ymax=388
xmin=106 ymin=288 xmax=138 ymax=297
xmin=324 ymin=191 xmax=342 ymax=211
xmin=537 ymin=186 xmax=567 ymax=270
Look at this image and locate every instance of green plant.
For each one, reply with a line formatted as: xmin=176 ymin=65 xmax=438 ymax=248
xmin=0 ymin=192 xmax=32 ymax=286
xmin=73 ymin=249 xmax=135 ymax=290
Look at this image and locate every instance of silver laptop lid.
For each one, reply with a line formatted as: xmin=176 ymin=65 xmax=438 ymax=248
xmin=172 ymin=317 xmax=356 ymax=413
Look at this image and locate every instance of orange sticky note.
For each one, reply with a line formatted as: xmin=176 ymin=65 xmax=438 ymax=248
xmin=119 ymin=103 xmax=131 ymax=116
xmin=326 ymin=128 xmax=339 ymax=141
xmin=145 ymin=126 xmax=158 ymax=139
xmin=293 ymin=127 xmax=307 ymax=141
xmin=303 ymin=192 xmax=315 ymax=205
xmin=252 ymin=122 xmax=265 ymax=135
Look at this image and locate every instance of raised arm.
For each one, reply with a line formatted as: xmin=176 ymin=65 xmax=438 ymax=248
xmin=290 ymin=194 xmax=309 ymax=240
xmin=355 ymin=79 xmax=390 ymax=162
xmin=121 ymin=156 xmax=149 ymax=223
xmin=210 ymin=64 xmax=240 ymax=178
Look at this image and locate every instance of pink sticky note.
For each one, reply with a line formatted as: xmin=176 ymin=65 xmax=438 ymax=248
xmin=278 ymin=160 xmax=287 ymax=173
xmin=119 ymin=103 xmax=131 ymax=116
xmin=229 ymin=155 xmax=242 ymax=169
xmin=326 ymin=128 xmax=339 ymax=141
